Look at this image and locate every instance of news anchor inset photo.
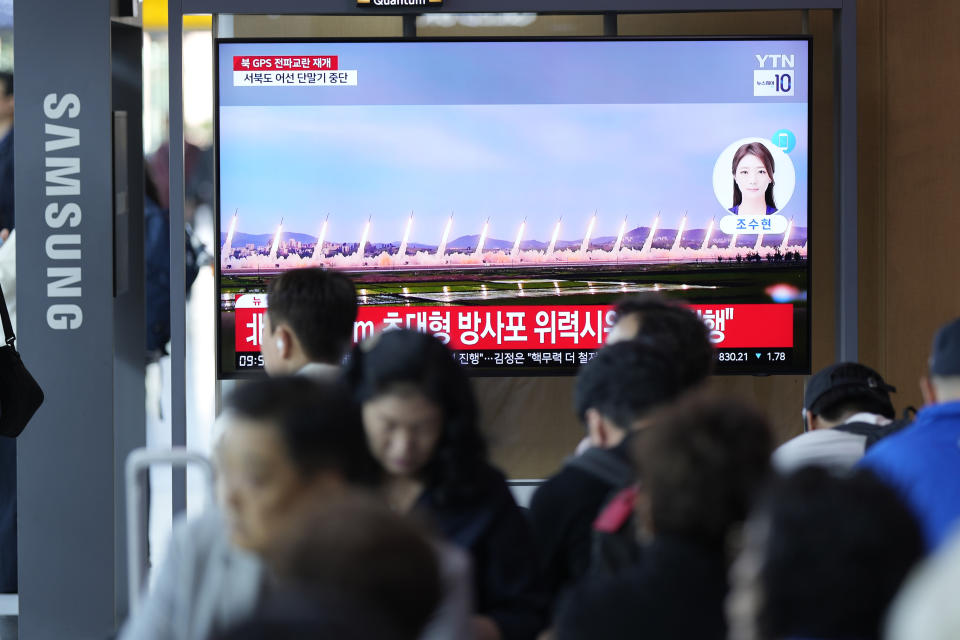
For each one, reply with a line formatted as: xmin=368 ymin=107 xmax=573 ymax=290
xmin=712 ymin=137 xmax=796 ymax=216
xmin=731 ymin=142 xmax=777 ymax=215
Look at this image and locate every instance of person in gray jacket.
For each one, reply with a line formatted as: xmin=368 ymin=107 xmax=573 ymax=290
xmin=772 ymin=363 xmax=899 ymax=473
xmin=120 ymin=376 xmax=473 ymax=640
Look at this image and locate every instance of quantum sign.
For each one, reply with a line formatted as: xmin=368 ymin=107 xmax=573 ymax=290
xmin=357 ymin=0 xmax=443 ymax=6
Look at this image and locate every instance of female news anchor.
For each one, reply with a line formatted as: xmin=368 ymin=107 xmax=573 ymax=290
xmin=347 ymin=330 xmax=547 ymax=640
xmin=729 ymin=142 xmax=778 ymax=215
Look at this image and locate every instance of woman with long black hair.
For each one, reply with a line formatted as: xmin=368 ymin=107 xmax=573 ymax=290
xmin=347 ymin=330 xmax=546 ymax=640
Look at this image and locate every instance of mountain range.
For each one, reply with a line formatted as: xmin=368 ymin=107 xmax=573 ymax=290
xmin=222 ymin=226 xmax=809 ymax=251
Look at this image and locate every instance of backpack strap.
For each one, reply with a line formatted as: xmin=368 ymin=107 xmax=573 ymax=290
xmin=593 ymin=486 xmax=638 ymax=533
xmin=835 ymin=419 xmax=913 ymax=449
xmin=833 ymin=421 xmax=879 ymax=439
xmin=864 ymin=418 xmax=912 ymax=448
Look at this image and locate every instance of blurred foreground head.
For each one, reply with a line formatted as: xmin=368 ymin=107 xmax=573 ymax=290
xmin=216 ymin=376 xmax=376 ymax=552
xmin=635 ymin=393 xmax=773 ymax=547
xmin=728 ymin=466 xmax=924 ymax=640
xmin=608 ymin=293 xmax=714 ymax=388
xmin=574 ymin=338 xmax=683 ymax=447
xmin=886 ymin=526 xmax=960 ymax=640
xmin=217 ymin=495 xmax=442 ymax=640
xmin=922 ymin=316 xmax=960 ymax=405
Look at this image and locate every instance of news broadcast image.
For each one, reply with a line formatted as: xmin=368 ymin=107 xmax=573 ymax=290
xmin=216 ymin=39 xmax=809 ymax=377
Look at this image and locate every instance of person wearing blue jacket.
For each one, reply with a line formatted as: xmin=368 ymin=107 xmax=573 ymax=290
xmin=858 ymin=316 xmax=960 ymax=551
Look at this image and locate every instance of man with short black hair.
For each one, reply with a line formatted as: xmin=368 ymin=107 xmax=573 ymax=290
xmin=773 ymin=362 xmax=900 ymax=473
xmin=556 ymin=395 xmax=774 ymax=640
xmin=859 ymin=316 xmax=960 ymax=550
xmin=607 ymin=293 xmax=714 ymax=388
xmin=260 ymin=268 xmax=358 ymax=378
xmin=529 ymin=339 xmax=683 ymax=602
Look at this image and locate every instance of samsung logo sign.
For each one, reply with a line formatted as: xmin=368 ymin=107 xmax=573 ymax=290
xmin=42 ymin=93 xmax=84 ymax=330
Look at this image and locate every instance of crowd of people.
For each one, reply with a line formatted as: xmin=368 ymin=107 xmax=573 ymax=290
xmin=120 ymin=267 xmax=960 ymax=640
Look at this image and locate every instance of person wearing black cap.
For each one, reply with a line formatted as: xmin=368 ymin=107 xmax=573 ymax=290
xmin=858 ymin=316 xmax=960 ymax=551
xmin=772 ymin=362 xmax=899 ymax=473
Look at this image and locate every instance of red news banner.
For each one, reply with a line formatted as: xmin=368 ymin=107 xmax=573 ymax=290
xmin=235 ymin=299 xmax=793 ymax=353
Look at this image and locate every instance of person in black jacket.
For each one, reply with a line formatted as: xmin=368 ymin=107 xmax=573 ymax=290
xmin=555 ymin=395 xmax=773 ymax=640
xmin=347 ymin=330 xmax=546 ymax=640
xmin=530 ymin=294 xmax=714 ymax=607
xmin=528 ymin=339 xmax=683 ymax=604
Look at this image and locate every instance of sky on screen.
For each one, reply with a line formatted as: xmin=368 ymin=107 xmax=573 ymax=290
xmin=219 ymin=102 xmax=808 ymax=244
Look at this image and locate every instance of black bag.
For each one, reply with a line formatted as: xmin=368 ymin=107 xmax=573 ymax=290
xmin=0 ymin=282 xmax=43 ymax=437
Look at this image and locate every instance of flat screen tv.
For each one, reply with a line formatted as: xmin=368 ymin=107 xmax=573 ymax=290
xmin=215 ymin=37 xmax=810 ymax=378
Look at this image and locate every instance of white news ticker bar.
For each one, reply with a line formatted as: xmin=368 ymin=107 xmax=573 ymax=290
xmin=233 ymin=70 xmax=357 ymax=87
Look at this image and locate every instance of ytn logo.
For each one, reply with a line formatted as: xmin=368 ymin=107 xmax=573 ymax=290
xmin=755 ymin=54 xmax=795 ymax=69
